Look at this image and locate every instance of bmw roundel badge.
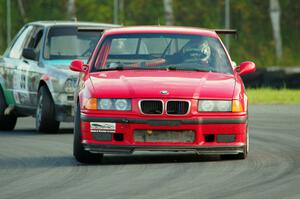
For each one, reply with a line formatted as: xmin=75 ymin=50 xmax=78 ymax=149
xmin=160 ymin=90 xmax=169 ymax=95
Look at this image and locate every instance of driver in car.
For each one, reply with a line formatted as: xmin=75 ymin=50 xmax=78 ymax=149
xmin=182 ymin=39 xmax=211 ymax=65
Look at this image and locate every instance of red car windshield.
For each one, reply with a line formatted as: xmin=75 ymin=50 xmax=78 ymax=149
xmin=93 ymin=33 xmax=232 ymax=74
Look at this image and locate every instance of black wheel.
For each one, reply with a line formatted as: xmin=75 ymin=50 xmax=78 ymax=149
xmin=73 ymin=103 xmax=103 ymax=164
xmin=0 ymin=88 xmax=17 ymax=131
xmin=36 ymin=86 xmax=60 ymax=133
xmin=221 ymin=129 xmax=248 ymax=160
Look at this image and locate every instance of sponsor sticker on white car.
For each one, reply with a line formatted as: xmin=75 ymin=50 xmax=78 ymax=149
xmin=90 ymin=122 xmax=116 ymax=133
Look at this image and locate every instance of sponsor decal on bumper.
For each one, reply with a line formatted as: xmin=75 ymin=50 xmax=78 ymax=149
xmin=90 ymin=122 xmax=116 ymax=133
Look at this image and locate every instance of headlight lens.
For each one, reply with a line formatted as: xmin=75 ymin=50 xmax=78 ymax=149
xmin=64 ymin=78 xmax=77 ymax=93
xmin=99 ymin=99 xmax=113 ymax=110
xmin=115 ymin=99 xmax=129 ymax=110
xmin=198 ymin=100 xmax=232 ymax=112
xmin=98 ymin=98 xmax=131 ymax=111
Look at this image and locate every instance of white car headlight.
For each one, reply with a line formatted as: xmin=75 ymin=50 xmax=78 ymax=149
xmin=98 ymin=99 xmax=131 ymax=111
xmin=198 ymin=100 xmax=232 ymax=112
xmin=64 ymin=78 xmax=77 ymax=93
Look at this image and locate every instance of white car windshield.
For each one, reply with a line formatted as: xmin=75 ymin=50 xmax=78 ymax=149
xmin=44 ymin=26 xmax=101 ymax=60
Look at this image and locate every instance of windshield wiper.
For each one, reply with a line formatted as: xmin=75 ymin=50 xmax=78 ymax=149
xmin=98 ymin=64 xmax=215 ymax=72
xmin=166 ymin=65 xmax=213 ymax=72
xmin=190 ymin=68 xmax=214 ymax=72
xmin=98 ymin=66 xmax=165 ymax=71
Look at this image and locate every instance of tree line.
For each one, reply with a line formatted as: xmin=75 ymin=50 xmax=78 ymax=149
xmin=0 ymin=0 xmax=299 ymax=67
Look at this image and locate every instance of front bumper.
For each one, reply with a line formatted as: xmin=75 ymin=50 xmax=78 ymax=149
xmin=84 ymin=144 xmax=245 ymax=155
xmin=80 ymin=114 xmax=247 ymax=155
xmin=80 ymin=115 xmax=247 ymax=125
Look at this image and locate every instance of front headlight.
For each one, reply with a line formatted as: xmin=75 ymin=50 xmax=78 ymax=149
xmin=98 ymin=98 xmax=131 ymax=111
xmin=64 ymin=78 xmax=77 ymax=93
xmin=198 ymin=100 xmax=232 ymax=112
xmin=84 ymin=98 xmax=132 ymax=110
xmin=115 ymin=99 xmax=130 ymax=110
xmin=99 ymin=99 xmax=113 ymax=110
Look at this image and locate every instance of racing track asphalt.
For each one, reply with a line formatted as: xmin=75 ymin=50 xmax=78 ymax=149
xmin=0 ymin=105 xmax=299 ymax=199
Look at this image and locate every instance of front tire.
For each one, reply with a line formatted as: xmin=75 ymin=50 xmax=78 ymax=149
xmin=73 ymin=103 xmax=103 ymax=164
xmin=0 ymin=88 xmax=17 ymax=131
xmin=36 ymin=86 xmax=60 ymax=133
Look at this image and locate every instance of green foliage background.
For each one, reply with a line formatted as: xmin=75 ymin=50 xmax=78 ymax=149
xmin=0 ymin=0 xmax=299 ymax=67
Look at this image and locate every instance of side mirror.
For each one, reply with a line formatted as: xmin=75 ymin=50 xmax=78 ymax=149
xmin=22 ymin=48 xmax=37 ymax=60
xmin=236 ymin=61 xmax=256 ymax=76
xmin=69 ymin=60 xmax=88 ymax=72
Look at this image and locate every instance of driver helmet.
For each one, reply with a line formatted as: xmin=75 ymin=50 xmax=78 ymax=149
xmin=183 ymin=39 xmax=211 ymax=63
xmin=198 ymin=40 xmax=211 ymax=62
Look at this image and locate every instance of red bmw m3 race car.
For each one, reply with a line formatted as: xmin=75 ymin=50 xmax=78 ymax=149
xmin=70 ymin=26 xmax=256 ymax=163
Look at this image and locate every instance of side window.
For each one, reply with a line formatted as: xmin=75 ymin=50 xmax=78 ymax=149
xmin=9 ymin=26 xmax=33 ymax=59
xmin=25 ymin=27 xmax=44 ymax=60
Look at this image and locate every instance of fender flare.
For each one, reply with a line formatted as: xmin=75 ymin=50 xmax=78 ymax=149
xmin=37 ymin=78 xmax=55 ymax=103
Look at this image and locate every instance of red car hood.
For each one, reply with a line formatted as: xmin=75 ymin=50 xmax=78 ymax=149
xmin=88 ymin=70 xmax=236 ymax=99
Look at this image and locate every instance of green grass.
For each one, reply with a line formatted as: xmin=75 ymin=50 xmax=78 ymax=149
xmin=246 ymin=88 xmax=300 ymax=104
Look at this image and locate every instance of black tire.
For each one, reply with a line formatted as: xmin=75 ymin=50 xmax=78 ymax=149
xmin=73 ymin=103 xmax=103 ymax=164
xmin=221 ymin=129 xmax=248 ymax=160
xmin=0 ymin=88 xmax=17 ymax=131
xmin=36 ymin=86 xmax=60 ymax=133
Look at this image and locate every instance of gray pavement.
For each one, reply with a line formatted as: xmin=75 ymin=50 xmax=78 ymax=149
xmin=0 ymin=105 xmax=300 ymax=199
